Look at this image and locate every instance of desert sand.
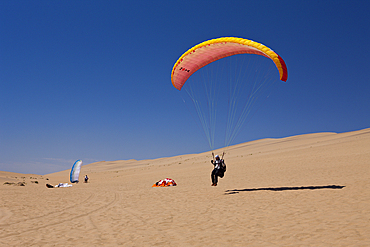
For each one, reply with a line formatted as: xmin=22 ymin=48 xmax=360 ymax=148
xmin=1 ymin=128 xmax=370 ymax=246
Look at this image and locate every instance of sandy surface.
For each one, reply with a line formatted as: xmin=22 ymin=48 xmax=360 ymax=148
xmin=1 ymin=128 xmax=370 ymax=246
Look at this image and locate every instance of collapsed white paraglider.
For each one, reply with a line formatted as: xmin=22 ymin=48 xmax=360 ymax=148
xmin=55 ymin=183 xmax=73 ymax=188
xmin=70 ymin=160 xmax=82 ymax=183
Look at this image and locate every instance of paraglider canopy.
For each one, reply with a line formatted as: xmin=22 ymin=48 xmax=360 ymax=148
xmin=70 ymin=160 xmax=82 ymax=183
xmin=171 ymin=37 xmax=288 ymax=151
xmin=171 ymin=37 xmax=288 ymax=90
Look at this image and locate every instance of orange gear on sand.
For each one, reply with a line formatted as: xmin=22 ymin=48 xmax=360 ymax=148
xmin=152 ymin=178 xmax=177 ymax=187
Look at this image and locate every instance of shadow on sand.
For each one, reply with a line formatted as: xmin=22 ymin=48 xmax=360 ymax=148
xmin=225 ymin=185 xmax=345 ymax=195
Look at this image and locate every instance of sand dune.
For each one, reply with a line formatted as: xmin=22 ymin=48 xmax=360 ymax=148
xmin=1 ymin=128 xmax=370 ymax=246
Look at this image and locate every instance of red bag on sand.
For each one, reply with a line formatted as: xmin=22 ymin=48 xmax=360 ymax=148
xmin=152 ymin=178 xmax=177 ymax=187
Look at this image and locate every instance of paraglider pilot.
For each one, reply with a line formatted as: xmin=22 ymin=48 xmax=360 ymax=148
xmin=84 ymin=175 xmax=89 ymax=183
xmin=211 ymin=152 xmax=226 ymax=186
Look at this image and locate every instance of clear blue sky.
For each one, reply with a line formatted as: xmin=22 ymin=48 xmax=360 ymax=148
xmin=1 ymin=0 xmax=369 ymax=175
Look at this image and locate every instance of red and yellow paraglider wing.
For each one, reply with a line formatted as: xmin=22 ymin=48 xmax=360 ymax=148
xmin=171 ymin=37 xmax=288 ymax=90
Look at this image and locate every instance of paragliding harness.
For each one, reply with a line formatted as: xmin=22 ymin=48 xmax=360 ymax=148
xmin=212 ymin=152 xmax=226 ymax=178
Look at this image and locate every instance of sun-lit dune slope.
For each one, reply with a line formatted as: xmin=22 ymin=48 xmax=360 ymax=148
xmin=1 ymin=128 xmax=370 ymax=246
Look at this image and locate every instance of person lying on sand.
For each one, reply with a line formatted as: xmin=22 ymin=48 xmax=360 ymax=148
xmin=211 ymin=152 xmax=226 ymax=186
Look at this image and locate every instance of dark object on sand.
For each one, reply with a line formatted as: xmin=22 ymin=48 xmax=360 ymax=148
xmin=46 ymin=183 xmax=54 ymax=188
